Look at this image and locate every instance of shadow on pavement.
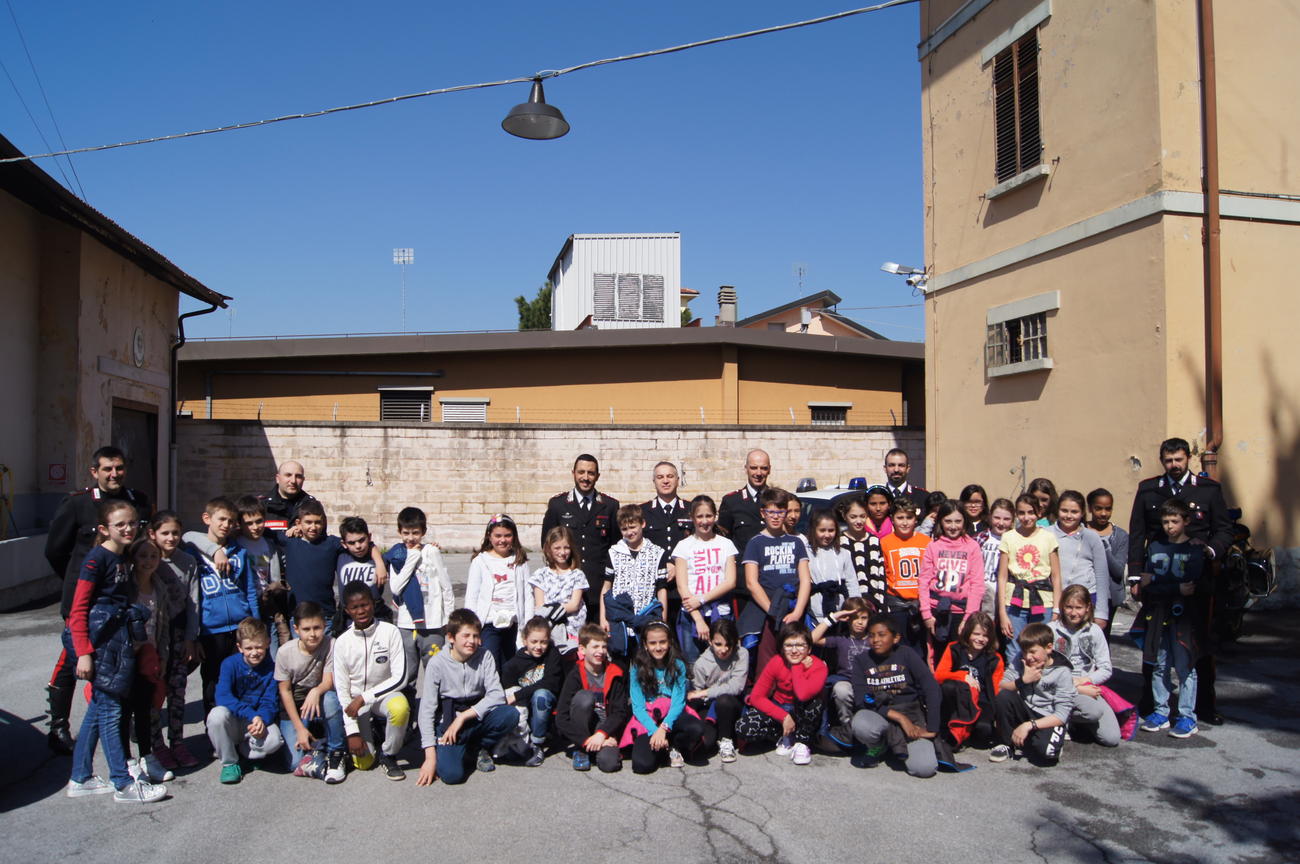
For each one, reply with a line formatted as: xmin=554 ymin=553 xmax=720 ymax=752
xmin=0 ymin=708 xmax=66 ymax=812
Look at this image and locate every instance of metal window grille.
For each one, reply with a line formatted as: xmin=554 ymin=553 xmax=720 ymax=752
xmin=810 ymin=406 xmax=848 ymax=426
xmin=379 ymin=391 xmax=431 ymax=422
xmin=440 ymin=401 xmax=488 ymax=422
xmin=641 ymin=274 xmax=664 ymax=322
xmin=986 ymin=312 xmax=1048 ymax=368
xmin=593 ymin=273 xmax=616 ymax=319
xmin=993 ymin=31 xmax=1042 ymax=182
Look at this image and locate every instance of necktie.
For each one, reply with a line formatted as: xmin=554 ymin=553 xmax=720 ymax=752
xmin=582 ymin=497 xmax=591 ymax=513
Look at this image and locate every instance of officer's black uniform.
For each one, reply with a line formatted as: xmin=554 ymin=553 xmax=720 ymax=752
xmin=641 ymin=496 xmax=694 ymax=622
xmin=43 ymin=485 xmax=152 ymax=750
xmin=541 ymin=489 xmax=620 ymax=621
xmin=1128 ymin=472 xmax=1233 ymax=722
xmin=258 ymin=487 xmax=318 ymax=537
xmin=885 ymin=482 xmax=928 ymax=512
xmin=717 ymin=486 xmax=765 ymax=602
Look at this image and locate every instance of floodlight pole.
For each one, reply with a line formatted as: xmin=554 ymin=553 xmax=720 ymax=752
xmin=393 ymin=248 xmax=414 ymax=332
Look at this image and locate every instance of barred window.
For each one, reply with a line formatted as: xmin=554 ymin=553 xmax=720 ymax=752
xmin=986 ymin=312 xmax=1048 ymax=369
xmin=808 ymin=402 xmax=851 ymax=426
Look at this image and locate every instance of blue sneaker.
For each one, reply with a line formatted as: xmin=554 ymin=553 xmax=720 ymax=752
xmin=1169 ymin=717 xmax=1199 ymax=739
xmin=571 ymin=750 xmax=591 ymax=772
xmin=1140 ymin=712 xmax=1170 ymax=732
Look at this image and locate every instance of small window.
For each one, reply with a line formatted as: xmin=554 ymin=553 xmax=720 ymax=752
xmin=767 ymin=322 xmax=787 ymax=332
xmin=808 ymin=402 xmax=852 ymax=426
xmin=993 ymin=31 xmax=1041 ymax=183
xmin=986 ymin=312 xmax=1048 ymax=368
xmin=379 ymin=389 xmax=432 ymax=422
xmin=439 ymin=398 xmax=489 ymax=423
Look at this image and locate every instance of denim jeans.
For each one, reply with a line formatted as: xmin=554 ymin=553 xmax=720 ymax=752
xmin=436 ymin=704 xmax=519 ymax=785
xmin=527 ymin=689 xmax=556 ymax=744
xmin=1151 ymin=626 xmax=1198 ymax=722
xmin=480 ymin=624 xmax=517 ymax=669
xmin=71 ymin=687 xmax=132 ymax=790
xmin=279 ymin=689 xmax=346 ymax=768
xmin=1004 ymin=606 xmax=1047 ymax=665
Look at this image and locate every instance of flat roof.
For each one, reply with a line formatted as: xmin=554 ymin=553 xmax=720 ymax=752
xmin=180 ymin=326 xmax=924 ymax=363
xmin=0 ymin=133 xmax=229 ymax=308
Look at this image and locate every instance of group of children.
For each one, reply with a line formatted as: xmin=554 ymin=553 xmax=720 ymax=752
xmin=62 ymin=475 xmax=1207 ymax=801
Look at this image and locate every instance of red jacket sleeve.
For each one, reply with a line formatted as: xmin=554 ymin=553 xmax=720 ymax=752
xmin=791 ymin=657 xmax=828 ymax=701
xmin=747 ymin=656 xmax=787 ymax=721
xmin=69 ymin=554 xmax=102 ymax=657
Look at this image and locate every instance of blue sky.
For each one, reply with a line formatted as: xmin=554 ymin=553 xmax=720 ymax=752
xmin=1 ymin=1 xmax=926 ymax=340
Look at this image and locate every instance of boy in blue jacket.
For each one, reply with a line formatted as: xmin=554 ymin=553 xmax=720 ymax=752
xmin=207 ymin=618 xmax=283 ymax=784
xmin=183 ymin=497 xmax=260 ymax=716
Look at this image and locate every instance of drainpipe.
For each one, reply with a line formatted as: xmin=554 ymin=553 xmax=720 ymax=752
xmin=1197 ymin=0 xmax=1223 ymax=480
xmin=170 ymin=302 xmax=222 ymax=509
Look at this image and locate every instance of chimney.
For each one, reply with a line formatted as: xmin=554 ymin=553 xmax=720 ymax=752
xmin=716 ymin=285 xmax=737 ymax=327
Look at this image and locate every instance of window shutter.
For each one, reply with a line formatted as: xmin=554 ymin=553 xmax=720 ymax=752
xmin=379 ymin=391 xmax=431 ymax=422
xmin=617 ymin=274 xmax=642 ymax=320
xmin=593 ymin=273 xmax=616 ymax=320
xmin=993 ymin=31 xmax=1041 ymax=183
xmin=1016 ymin=33 xmax=1041 ymax=174
xmin=641 ymin=274 xmax=664 ymax=322
xmin=440 ymin=400 xmax=488 ymax=422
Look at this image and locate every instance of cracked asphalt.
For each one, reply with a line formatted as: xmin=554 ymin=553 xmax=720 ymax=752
xmin=2 ymin=555 xmax=1296 ymax=863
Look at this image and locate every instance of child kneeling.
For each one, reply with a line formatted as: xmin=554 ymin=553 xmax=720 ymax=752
xmin=207 ymin=618 xmax=284 ymax=784
xmin=991 ymin=622 xmax=1075 ymax=766
xmin=556 ymin=623 xmax=630 ymax=772
xmin=622 ymin=621 xmax=714 ymax=773
xmin=848 ymin=613 xmax=941 ymax=777
xmin=501 ymin=616 xmax=565 ymax=766
xmin=275 ymin=601 xmax=347 ymax=782
xmin=333 ymin=581 xmax=409 ymax=780
xmin=735 ymin=622 xmax=826 ymax=766
xmin=416 ymin=609 xmax=520 ymax=785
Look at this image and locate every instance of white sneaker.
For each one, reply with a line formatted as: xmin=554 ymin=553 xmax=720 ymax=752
xmin=141 ymin=754 xmax=175 ymax=782
xmin=668 ymin=748 xmax=685 ymax=768
xmin=791 ymin=743 xmax=812 ymax=765
xmin=774 ymin=735 xmax=795 ymax=757
xmin=718 ymin=738 xmax=737 ymax=763
xmin=66 ymin=776 xmax=115 ymax=798
xmin=113 ymin=778 xmax=167 ymax=804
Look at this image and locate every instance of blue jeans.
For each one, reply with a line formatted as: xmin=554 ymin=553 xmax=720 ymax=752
xmin=279 ymin=690 xmax=346 ymax=768
xmin=1004 ymin=607 xmax=1047 ymax=665
xmin=481 ymin=624 xmax=516 ymax=669
xmin=527 ymin=689 xmax=556 ymax=744
xmin=1151 ymin=626 xmax=1198 ymax=721
xmin=436 ymin=704 xmax=519 ymax=785
xmin=71 ymin=687 xmax=132 ymax=790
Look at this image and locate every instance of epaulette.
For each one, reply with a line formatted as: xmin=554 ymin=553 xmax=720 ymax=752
xmin=71 ymin=487 xmax=94 ymax=496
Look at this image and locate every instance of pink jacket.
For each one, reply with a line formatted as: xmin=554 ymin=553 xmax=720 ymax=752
xmin=918 ymin=534 xmax=985 ymax=619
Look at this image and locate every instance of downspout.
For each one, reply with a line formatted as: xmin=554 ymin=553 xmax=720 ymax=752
xmin=1197 ymin=0 xmax=1223 ymax=480
xmin=169 ymin=303 xmax=222 ymax=509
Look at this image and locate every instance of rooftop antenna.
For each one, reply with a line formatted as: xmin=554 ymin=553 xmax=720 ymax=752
xmin=793 ymin=263 xmax=807 ymax=293
xmin=393 ymin=248 xmax=414 ymax=332
xmin=226 ymin=303 xmax=236 ymax=338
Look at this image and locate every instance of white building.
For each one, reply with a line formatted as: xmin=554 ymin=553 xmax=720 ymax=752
xmin=548 ymin=233 xmax=681 ymax=330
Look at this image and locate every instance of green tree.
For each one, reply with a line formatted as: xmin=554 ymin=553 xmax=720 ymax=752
xmin=515 ymin=281 xmax=552 ymax=330
xmin=681 ymin=304 xmax=693 ymax=326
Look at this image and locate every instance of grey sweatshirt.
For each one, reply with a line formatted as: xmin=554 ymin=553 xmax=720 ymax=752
xmin=691 ymin=647 xmax=749 ymax=698
xmin=418 ymin=647 xmax=507 ymax=748
xmin=1001 ymin=651 xmax=1077 ymax=723
xmin=1048 ymin=620 xmax=1112 ymax=685
xmin=1049 ymin=525 xmax=1111 ymax=621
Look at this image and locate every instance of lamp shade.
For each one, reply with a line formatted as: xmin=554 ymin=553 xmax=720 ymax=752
xmin=502 ymin=79 xmax=570 ymax=140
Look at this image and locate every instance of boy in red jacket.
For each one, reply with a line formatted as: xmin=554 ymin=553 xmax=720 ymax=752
xmin=735 ymin=622 xmax=827 ymax=765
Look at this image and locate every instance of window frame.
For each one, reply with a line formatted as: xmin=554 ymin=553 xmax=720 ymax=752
xmin=985 ymin=291 xmax=1058 ymax=377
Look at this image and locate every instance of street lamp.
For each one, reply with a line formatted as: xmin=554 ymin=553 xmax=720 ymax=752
xmin=881 ymin=261 xmax=928 ymax=290
xmin=394 ymin=248 xmax=414 ymax=331
xmin=502 ymin=79 xmax=570 ymax=140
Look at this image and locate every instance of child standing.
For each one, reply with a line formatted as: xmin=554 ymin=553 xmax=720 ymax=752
xmin=465 ymin=514 xmax=533 ymax=666
xmin=65 ymin=500 xmax=167 ymax=803
xmin=148 ymin=511 xmax=201 ymax=769
xmin=847 ymin=614 xmax=940 ymax=777
xmin=1135 ymin=499 xmax=1207 ymax=739
xmin=120 ymin=538 xmax=181 ymax=785
xmin=556 ymin=623 xmax=630 ymax=773
xmin=997 ymin=494 xmax=1062 ymax=665
xmin=863 ymin=486 xmax=894 ymax=539
xmin=1050 ymin=490 xmax=1112 ymax=629
xmin=281 ymin=500 xmax=343 ymax=620
xmin=206 ymin=618 xmax=284 ymax=784
xmin=736 ymin=621 xmax=827 ymax=766
xmin=528 ymin=525 xmax=589 ymax=652
xmin=975 ymin=499 xmax=1014 ymax=615
xmin=687 ymin=618 xmax=748 ymax=763
xmin=935 ymin=612 xmax=1004 ymax=750
xmin=919 ymin=501 xmax=985 ymax=665
xmin=838 ymin=495 xmax=887 ymax=611
xmin=386 ymin=507 xmax=453 ymax=679
xmin=601 ymin=505 xmax=669 ymax=658
xmin=623 ymin=622 xmax=714 ymax=773
xmin=1028 ymin=478 xmax=1058 ymax=528
xmin=739 ymin=487 xmax=812 ymax=674
xmin=234 ymin=496 xmax=290 ymax=651
xmin=959 ymin=485 xmax=990 ymax=536
xmin=275 ymin=601 xmax=347 ymax=784
xmin=500 ymin=616 xmax=565 ymax=767
xmin=811 ymin=597 xmax=873 ymax=732
xmin=672 ymin=495 xmax=738 ymax=663
xmin=1087 ymin=488 xmax=1130 ymax=634
xmin=1049 ymin=586 xmax=1121 ymax=747
xmin=806 ymin=511 xmax=858 ymax=620
xmin=991 ymin=623 xmax=1075 ymax=766
xmin=917 ymin=490 xmax=948 ymax=538
xmin=333 ymin=516 xmax=391 ymax=636
xmin=333 ymin=581 xmax=409 ymax=780
xmin=880 ymin=499 xmax=930 ymax=652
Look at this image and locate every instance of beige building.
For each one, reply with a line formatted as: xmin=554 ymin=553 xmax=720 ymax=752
xmin=738 ymin=290 xmax=887 ymax=339
xmin=917 ymin=0 xmax=1299 ymax=591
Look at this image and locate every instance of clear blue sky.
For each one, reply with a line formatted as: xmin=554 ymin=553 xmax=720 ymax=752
xmin=2 ymin=1 xmax=926 ymax=340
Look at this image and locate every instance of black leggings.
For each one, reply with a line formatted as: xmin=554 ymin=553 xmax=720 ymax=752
xmin=198 ymin=631 xmax=237 ymax=716
xmin=994 ymin=690 xmax=1065 ymax=765
xmin=630 ymin=708 xmax=715 ymax=774
xmin=735 ymin=696 xmax=824 ymax=746
xmin=121 ymin=675 xmax=154 ymax=759
xmin=690 ymin=694 xmax=742 ymax=741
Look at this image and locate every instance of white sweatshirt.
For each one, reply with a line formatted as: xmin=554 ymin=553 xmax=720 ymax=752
xmin=390 ymin=545 xmax=454 ymax=630
xmin=332 ymin=619 xmax=407 ymax=734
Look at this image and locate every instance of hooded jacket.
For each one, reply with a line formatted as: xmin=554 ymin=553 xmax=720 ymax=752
xmin=1001 ymin=651 xmax=1077 ymax=723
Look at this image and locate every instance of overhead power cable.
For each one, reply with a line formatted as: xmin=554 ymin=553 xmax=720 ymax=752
xmin=0 ymin=0 xmax=917 ymax=164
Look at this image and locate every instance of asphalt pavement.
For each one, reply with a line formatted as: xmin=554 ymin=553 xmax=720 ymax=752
xmin=1 ymin=554 xmax=1297 ymax=863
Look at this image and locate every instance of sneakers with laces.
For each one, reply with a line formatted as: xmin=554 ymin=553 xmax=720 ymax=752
xmin=66 ymin=776 xmax=115 ymax=798
xmin=525 ymin=745 xmax=545 ymax=767
xmin=1140 ymin=712 xmax=1171 ymax=732
xmin=170 ymin=741 xmax=200 ymax=769
xmin=219 ymin=762 xmax=243 ymax=784
xmin=571 ymin=750 xmax=592 ymax=771
xmin=476 ymin=748 xmax=496 ymax=773
xmin=324 ymin=749 xmax=347 ymax=784
xmin=774 ymin=735 xmax=795 ymax=757
xmin=988 ymin=744 xmax=1012 ymax=763
xmin=377 ymin=754 xmax=406 ymax=781
xmin=790 ymin=743 xmax=812 ymax=765
xmin=114 ymin=778 xmax=167 ymax=804
xmin=1169 ymin=717 xmax=1199 ymax=739
xmin=140 ymin=754 xmax=175 ymax=782
xmin=668 ymin=748 xmax=685 ymax=768
xmin=718 ymin=738 xmax=737 ymax=763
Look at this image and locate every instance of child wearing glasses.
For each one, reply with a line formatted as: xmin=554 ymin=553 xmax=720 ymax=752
xmin=738 ymin=487 xmax=812 ymax=675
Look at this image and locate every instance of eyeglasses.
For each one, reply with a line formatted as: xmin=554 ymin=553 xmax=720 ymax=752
xmin=762 ymin=508 xmax=788 ymax=516
xmin=782 ymin=643 xmax=809 ymax=652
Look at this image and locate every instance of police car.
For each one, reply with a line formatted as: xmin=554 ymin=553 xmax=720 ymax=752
xmin=792 ymin=476 xmax=870 ymax=534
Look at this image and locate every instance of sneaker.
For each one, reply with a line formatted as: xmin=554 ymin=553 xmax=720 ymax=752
xmin=476 ymin=748 xmax=496 ymax=773
xmin=718 ymin=738 xmax=737 ymax=763
xmin=150 ymin=744 xmax=179 ymax=772
xmin=1140 ymin=712 xmax=1171 ymax=733
xmin=850 ymin=748 xmax=879 ymax=769
xmin=774 ymin=735 xmax=795 ymax=757
xmin=66 ymin=776 xmax=114 ymax=798
xmin=324 ymin=750 xmax=347 ymax=784
xmin=791 ymin=743 xmax=812 ymax=765
xmin=825 ymin=724 xmax=855 ymax=749
xmin=219 ymin=762 xmax=243 ymax=784
xmin=1169 ymin=717 xmax=1199 ymax=739
xmin=170 ymin=742 xmax=200 ymax=769
xmin=377 ymin=754 xmax=406 ymax=781
xmin=525 ymin=745 xmax=545 ymax=768
xmin=669 ymin=748 xmax=685 ymax=768
xmin=140 ymin=754 xmax=175 ymax=783
xmin=114 ymin=778 xmax=167 ymax=804
xmin=988 ymin=745 xmax=1012 ymax=763
xmin=571 ymin=750 xmax=592 ymax=772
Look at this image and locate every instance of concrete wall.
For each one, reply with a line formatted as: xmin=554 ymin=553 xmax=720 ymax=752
xmin=0 ymin=191 xmax=42 ymax=533
xmin=176 ymin=420 xmax=925 ymax=552
xmin=0 ymin=536 xmax=57 ymax=610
